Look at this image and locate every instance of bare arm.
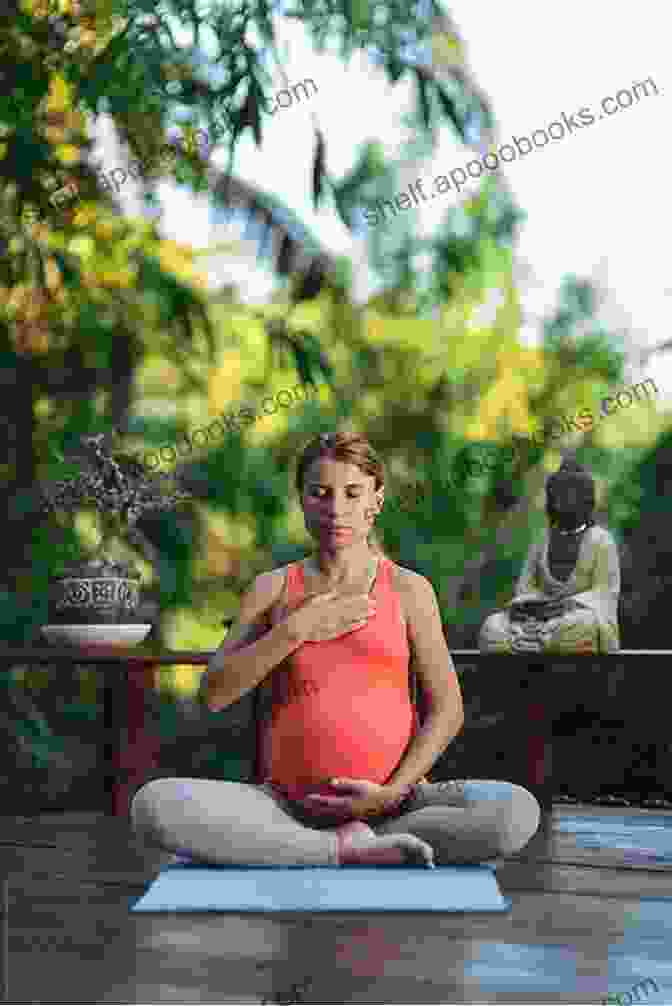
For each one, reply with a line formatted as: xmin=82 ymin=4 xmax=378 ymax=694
xmin=385 ymin=569 xmax=464 ymax=794
xmin=204 ymin=570 xmax=302 ymax=713
xmin=204 ymin=570 xmax=377 ymax=712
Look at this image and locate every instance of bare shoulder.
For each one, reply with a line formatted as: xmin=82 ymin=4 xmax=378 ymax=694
xmin=234 ymin=566 xmax=288 ymax=626
xmin=212 ymin=566 xmax=289 ymax=662
xmin=252 ymin=565 xmax=290 ymax=606
xmin=388 ymin=562 xmax=447 ymax=650
xmin=250 ymin=566 xmax=288 ymax=599
xmin=265 ymin=564 xmax=293 ymax=590
xmin=389 ymin=562 xmax=437 ymax=607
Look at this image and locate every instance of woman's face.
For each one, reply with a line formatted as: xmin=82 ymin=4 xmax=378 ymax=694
xmin=301 ymin=456 xmax=383 ymax=550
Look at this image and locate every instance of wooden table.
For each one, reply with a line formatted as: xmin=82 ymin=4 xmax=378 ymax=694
xmin=0 ymin=646 xmax=191 ymax=817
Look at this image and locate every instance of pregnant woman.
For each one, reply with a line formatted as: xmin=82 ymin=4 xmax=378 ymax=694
xmin=479 ymin=458 xmax=620 ymax=653
xmin=131 ymin=432 xmax=540 ymax=868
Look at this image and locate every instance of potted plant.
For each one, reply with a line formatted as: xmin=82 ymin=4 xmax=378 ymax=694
xmin=37 ymin=431 xmax=192 ymax=646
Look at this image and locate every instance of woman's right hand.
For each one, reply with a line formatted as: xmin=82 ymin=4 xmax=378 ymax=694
xmin=285 ymin=591 xmax=377 ymax=643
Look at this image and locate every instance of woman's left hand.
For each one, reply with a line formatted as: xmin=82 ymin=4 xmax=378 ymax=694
xmin=301 ymin=778 xmax=411 ymax=821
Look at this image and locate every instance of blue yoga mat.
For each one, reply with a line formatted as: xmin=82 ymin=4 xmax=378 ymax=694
xmin=131 ymin=862 xmax=512 ymax=913
xmin=556 ymin=812 xmax=672 ymax=864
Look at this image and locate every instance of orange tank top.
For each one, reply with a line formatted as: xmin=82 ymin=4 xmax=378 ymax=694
xmin=257 ymin=556 xmax=416 ymax=799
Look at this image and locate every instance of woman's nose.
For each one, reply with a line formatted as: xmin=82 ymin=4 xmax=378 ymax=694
xmin=324 ymin=499 xmax=350 ymax=516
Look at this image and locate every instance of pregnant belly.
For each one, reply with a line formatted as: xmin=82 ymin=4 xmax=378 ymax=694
xmin=267 ymin=690 xmax=414 ymax=788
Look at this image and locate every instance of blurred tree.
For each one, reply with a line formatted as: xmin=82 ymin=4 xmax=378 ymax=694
xmin=610 ymin=428 xmax=672 ymax=648
xmin=0 ymin=0 xmax=499 ymax=631
xmin=0 ymin=0 xmax=505 ymax=803
xmin=0 ymin=0 xmax=667 ymax=809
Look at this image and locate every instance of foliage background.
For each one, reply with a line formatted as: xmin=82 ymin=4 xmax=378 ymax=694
xmin=0 ymin=0 xmax=669 ymax=809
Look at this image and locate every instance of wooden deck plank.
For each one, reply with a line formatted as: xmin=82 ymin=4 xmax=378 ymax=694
xmin=7 ymin=886 xmax=670 ymax=1003
xmin=3 ymin=807 xmax=672 ymax=1003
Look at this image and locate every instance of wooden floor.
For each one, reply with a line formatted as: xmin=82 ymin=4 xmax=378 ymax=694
xmin=1 ymin=806 xmax=671 ymax=1004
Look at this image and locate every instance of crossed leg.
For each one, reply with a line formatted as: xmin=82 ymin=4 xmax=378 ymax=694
xmin=130 ymin=777 xmax=433 ymax=867
xmin=130 ymin=777 xmax=341 ymax=866
xmin=371 ymin=780 xmax=541 ymax=864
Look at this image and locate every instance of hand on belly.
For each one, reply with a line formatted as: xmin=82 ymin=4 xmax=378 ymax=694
xmin=281 ymin=782 xmax=355 ymax=825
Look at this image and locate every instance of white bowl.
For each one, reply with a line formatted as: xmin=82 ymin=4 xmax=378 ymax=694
xmin=40 ymin=624 xmax=152 ymax=647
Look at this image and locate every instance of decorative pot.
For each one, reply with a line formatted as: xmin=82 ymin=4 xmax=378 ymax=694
xmin=40 ymin=623 xmax=152 ymax=646
xmin=45 ymin=554 xmax=143 ymax=625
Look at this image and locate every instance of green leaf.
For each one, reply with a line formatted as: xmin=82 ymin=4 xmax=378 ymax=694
xmin=238 ymin=87 xmax=263 ymax=148
xmin=386 ymin=57 xmax=407 ymax=83
xmin=312 ymin=130 xmax=327 ymax=210
xmin=51 ymin=251 xmax=81 ymax=291
xmin=415 ymin=68 xmax=431 ymax=129
xmin=435 ymin=83 xmax=464 ymax=139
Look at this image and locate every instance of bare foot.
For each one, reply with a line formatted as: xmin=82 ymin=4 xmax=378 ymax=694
xmin=336 ymin=822 xmax=435 ymax=868
xmin=335 ymin=820 xmax=377 ymax=844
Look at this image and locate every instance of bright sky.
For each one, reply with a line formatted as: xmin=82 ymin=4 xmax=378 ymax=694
xmin=149 ymin=0 xmax=672 ymax=404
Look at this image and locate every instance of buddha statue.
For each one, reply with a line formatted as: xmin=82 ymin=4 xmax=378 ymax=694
xmin=479 ymin=459 xmax=620 ymax=653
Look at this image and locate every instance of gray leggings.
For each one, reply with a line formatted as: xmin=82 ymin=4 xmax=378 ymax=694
xmin=130 ymin=778 xmax=541 ymax=867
